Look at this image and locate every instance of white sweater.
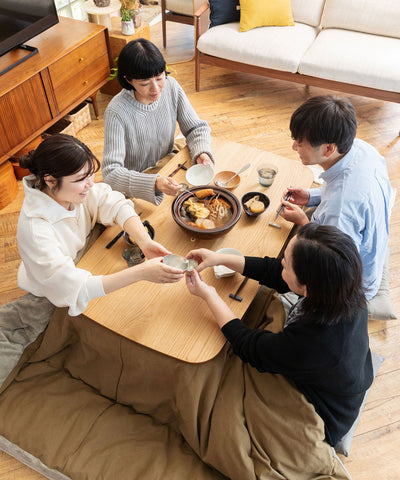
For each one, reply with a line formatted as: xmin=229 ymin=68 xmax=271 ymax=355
xmin=17 ymin=176 xmax=137 ymax=316
xmin=102 ymin=76 xmax=213 ymax=205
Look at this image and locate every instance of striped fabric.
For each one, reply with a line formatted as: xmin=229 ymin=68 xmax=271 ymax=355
xmin=102 ymin=76 xmax=213 ymax=205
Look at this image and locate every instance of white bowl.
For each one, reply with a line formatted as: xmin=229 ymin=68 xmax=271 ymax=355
xmin=186 ymin=164 xmax=215 ymax=186
xmin=214 ymin=247 xmax=244 ymax=279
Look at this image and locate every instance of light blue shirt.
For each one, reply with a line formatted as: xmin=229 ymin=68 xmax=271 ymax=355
xmin=308 ymin=139 xmax=392 ymax=300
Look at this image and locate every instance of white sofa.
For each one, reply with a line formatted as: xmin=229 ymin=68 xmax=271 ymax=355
xmin=195 ymin=0 xmax=400 ymax=110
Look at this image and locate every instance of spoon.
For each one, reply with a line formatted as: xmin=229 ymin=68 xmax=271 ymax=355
xmin=215 ymin=163 xmax=251 ymax=187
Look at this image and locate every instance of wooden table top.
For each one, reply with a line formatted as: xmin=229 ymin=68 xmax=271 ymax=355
xmin=77 ymin=138 xmax=314 ymax=362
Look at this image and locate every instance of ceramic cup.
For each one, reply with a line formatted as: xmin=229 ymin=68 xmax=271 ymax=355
xmin=163 ymin=254 xmax=198 ymax=272
xmin=257 ymin=164 xmax=278 ymax=187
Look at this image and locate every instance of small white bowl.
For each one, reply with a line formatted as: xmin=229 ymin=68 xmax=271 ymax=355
xmin=214 ymin=247 xmax=244 ymax=278
xmin=186 ymin=164 xmax=215 ymax=186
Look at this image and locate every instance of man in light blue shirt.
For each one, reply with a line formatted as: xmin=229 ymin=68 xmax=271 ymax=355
xmin=280 ymin=95 xmax=392 ymax=300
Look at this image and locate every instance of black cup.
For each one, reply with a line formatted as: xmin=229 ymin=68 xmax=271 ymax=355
xmin=122 ymin=220 xmax=155 ymax=266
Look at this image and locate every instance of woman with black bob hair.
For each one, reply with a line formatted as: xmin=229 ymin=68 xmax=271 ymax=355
xmin=102 ymin=38 xmax=214 ymax=206
xmin=17 ymin=134 xmax=184 ymax=317
xmin=185 ymin=223 xmax=373 ymax=447
xmin=117 ymin=37 xmax=167 ymax=89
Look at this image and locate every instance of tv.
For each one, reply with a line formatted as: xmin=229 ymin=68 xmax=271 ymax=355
xmin=0 ymin=0 xmax=59 ymax=75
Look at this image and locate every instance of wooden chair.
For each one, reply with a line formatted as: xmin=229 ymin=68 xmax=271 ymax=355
xmin=161 ymin=0 xmax=206 ymax=48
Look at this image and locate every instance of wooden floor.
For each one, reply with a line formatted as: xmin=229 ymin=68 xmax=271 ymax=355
xmin=1 ymin=19 xmax=400 ymax=480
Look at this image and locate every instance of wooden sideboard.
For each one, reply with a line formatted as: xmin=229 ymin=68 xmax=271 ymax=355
xmin=0 ymin=17 xmax=111 ymax=165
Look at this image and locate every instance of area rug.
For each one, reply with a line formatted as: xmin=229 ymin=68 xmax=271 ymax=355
xmin=140 ymin=1 xmax=161 ymax=25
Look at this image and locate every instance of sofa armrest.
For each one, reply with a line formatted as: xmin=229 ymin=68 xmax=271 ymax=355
xmin=194 ymin=2 xmax=210 ymax=44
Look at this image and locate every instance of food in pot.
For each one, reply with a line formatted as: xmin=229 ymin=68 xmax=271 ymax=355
xmin=180 ymin=189 xmax=233 ymax=230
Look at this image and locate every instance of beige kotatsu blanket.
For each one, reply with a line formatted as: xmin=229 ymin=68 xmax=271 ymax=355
xmin=0 ymin=291 xmax=350 ymax=480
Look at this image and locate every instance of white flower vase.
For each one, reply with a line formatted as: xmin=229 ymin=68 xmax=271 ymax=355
xmin=121 ymin=20 xmax=135 ymax=35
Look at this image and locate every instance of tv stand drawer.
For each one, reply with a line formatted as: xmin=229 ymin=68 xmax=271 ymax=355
xmin=0 ymin=18 xmax=111 ymax=165
xmin=48 ymin=34 xmax=109 ymax=90
xmin=0 ymin=74 xmax=52 ymax=158
xmin=53 ymin=53 xmax=110 ymax=112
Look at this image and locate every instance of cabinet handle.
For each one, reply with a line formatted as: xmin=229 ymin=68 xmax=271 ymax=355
xmin=83 ymin=80 xmax=88 ymax=86
xmin=79 ymin=57 xmax=84 ymax=62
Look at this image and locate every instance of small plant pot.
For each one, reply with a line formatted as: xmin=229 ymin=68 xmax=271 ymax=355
xmin=121 ymin=19 xmax=135 ymax=35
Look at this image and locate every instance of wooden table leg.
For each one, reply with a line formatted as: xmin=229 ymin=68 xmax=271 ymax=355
xmin=87 ymin=92 xmax=99 ymax=119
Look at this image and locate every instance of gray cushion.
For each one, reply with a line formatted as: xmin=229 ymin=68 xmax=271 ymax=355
xmin=368 ymin=248 xmax=397 ymax=321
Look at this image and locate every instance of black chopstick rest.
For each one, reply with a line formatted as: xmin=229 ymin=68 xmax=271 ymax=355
xmin=229 ymin=277 xmax=249 ymax=302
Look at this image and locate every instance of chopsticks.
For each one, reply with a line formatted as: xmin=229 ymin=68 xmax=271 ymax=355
xmin=168 ymin=160 xmax=188 ymax=177
xmin=269 ymin=189 xmax=293 ymax=228
xmin=229 ymin=277 xmax=249 ymax=302
xmin=273 ymin=190 xmax=293 ymax=222
xmin=105 ymin=212 xmax=142 ymax=249
xmin=105 ymin=230 xmax=123 ymax=249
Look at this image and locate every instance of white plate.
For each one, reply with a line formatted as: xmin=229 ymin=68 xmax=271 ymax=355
xmin=186 ymin=164 xmax=215 ymax=186
xmin=214 ymin=248 xmax=243 ymax=278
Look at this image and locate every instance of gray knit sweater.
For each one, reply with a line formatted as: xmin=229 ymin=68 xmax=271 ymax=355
xmin=102 ymin=76 xmax=213 ymax=205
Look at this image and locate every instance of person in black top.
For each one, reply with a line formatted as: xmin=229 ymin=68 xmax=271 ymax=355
xmin=185 ymin=223 xmax=373 ymax=447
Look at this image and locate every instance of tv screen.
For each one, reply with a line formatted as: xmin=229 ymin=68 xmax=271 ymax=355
xmin=0 ymin=0 xmax=59 ymax=57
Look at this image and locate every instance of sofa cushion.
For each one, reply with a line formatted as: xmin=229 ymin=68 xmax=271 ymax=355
xmin=321 ymin=0 xmax=400 ymax=39
xmin=209 ymin=0 xmax=241 ymax=28
xmin=291 ymin=0 xmax=326 ymax=27
xmin=298 ymin=29 xmax=400 ymax=92
xmin=239 ymin=0 xmax=294 ymax=32
xmin=197 ymin=22 xmax=319 ymax=73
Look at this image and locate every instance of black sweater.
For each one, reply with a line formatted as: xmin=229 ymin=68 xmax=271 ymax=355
xmin=221 ymin=256 xmax=373 ymax=446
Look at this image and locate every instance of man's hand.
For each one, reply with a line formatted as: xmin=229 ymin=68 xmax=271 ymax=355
xmin=279 ymin=200 xmax=310 ymax=226
xmin=283 ymin=187 xmax=310 ymax=206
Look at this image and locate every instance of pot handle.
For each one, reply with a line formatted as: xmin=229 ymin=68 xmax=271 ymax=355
xmin=142 ymin=220 xmax=155 ymax=240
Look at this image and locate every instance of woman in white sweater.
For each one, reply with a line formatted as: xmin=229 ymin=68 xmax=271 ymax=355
xmin=17 ymin=134 xmax=184 ymax=317
xmin=102 ymin=38 xmax=214 ymax=205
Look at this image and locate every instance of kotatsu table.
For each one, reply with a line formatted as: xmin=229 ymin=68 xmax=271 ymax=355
xmin=77 ymin=137 xmax=314 ymax=362
xmin=0 ymin=138 xmax=350 ymax=480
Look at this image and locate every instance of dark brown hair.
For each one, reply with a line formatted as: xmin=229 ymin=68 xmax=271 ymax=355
xmin=290 ymin=95 xmax=357 ymax=155
xmin=293 ymin=223 xmax=366 ymax=324
xmin=19 ymin=134 xmax=100 ymax=191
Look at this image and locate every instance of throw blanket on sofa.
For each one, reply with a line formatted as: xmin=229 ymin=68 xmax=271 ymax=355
xmin=0 ymin=293 xmax=350 ymax=480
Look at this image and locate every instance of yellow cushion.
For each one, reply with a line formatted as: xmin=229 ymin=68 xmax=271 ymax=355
xmin=239 ymin=0 xmax=295 ymax=32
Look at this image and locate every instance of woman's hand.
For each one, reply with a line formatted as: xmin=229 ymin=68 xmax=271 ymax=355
xmin=195 ymin=153 xmax=214 ymax=166
xmin=186 ymin=270 xmax=237 ymax=329
xmin=136 ymin=257 xmax=184 ymax=284
xmin=185 ymin=269 xmax=216 ymax=300
xmin=102 ymin=255 xmax=183 ymax=294
xmin=279 ymin=200 xmax=310 ymax=226
xmin=283 ymin=187 xmax=310 ymax=206
xmin=124 ymin=216 xmax=171 ymax=259
xmin=186 ymin=248 xmax=219 ymax=272
xmin=140 ymin=239 xmax=171 ymax=259
xmin=155 ymin=176 xmax=182 ymax=196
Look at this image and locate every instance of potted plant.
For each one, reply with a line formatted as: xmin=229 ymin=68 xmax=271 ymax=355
xmin=120 ymin=1 xmax=135 ymax=35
